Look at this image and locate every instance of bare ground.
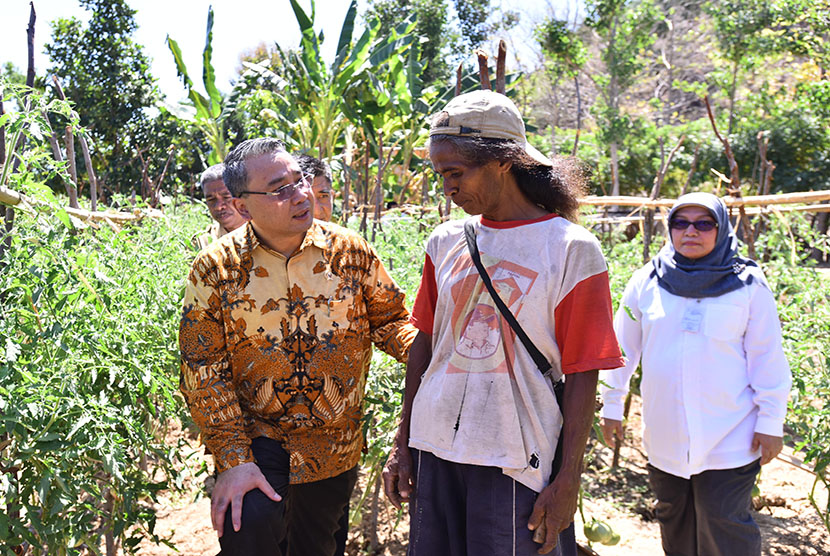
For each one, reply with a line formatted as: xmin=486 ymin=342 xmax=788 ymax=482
xmin=130 ymin=397 xmax=829 ymax=555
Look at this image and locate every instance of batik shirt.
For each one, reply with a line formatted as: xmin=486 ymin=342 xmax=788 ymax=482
xmin=408 ymin=214 xmax=623 ymax=492
xmin=191 ymin=221 xmax=229 ymax=251
xmin=180 ymin=221 xmax=417 ymax=483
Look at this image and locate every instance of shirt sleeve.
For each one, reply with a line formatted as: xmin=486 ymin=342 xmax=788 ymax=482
xmin=600 ymin=272 xmax=645 ymax=421
xmin=410 ymin=254 xmax=438 ymax=335
xmin=363 ymin=247 xmax=419 ymax=363
xmin=554 ymin=269 xmax=624 ymax=375
xmin=179 ymin=255 xmax=253 ymax=473
xmin=745 ymin=283 xmax=792 ymax=436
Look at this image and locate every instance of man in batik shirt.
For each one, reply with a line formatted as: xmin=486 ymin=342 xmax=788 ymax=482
xmin=179 ymin=138 xmax=416 ymax=555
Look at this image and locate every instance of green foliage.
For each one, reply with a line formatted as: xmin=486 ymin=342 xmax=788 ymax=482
xmin=45 ymin=0 xmax=159 ymax=194
xmin=365 ymin=0 xmax=452 ymax=85
xmin=230 ymin=0 xmax=442 ymax=205
xmin=166 ymin=6 xmax=227 ymax=166
xmin=535 ymin=18 xmax=587 ymax=81
xmin=345 ymin=212 xmax=437 ymax=523
xmin=0 ymin=197 xmax=208 ymax=553
xmin=1 ymin=80 xmax=78 ymax=195
xmin=755 ymin=212 xmax=830 ymax=532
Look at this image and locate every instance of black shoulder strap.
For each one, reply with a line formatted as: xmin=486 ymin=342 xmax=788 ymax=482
xmin=463 ymin=219 xmax=553 ymax=378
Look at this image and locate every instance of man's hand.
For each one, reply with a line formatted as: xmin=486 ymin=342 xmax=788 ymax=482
xmin=528 ymin=471 xmax=580 ymax=554
xmin=600 ymin=418 xmax=623 ymax=451
xmin=211 ymin=461 xmax=282 ymax=537
xmin=752 ymin=432 xmax=783 ymax=465
xmin=382 ymin=436 xmax=415 ymax=509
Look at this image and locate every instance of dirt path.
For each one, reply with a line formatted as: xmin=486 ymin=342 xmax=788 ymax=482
xmin=132 ymin=400 xmax=829 ymax=555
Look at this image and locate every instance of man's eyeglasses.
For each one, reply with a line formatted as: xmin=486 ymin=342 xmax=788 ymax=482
xmin=238 ymin=173 xmax=312 ymax=201
xmin=669 ymin=218 xmax=718 ymax=232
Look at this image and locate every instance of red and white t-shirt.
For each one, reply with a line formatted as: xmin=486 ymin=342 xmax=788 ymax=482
xmin=408 ymin=214 xmax=623 ymax=492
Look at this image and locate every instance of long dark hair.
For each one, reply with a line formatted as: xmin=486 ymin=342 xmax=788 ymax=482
xmin=430 ymin=116 xmax=586 ymax=222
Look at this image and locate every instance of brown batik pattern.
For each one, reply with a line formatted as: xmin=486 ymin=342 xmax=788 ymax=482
xmin=179 ymin=222 xmax=417 ymax=483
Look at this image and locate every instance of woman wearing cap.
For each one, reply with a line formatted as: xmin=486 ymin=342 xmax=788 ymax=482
xmin=599 ymin=192 xmax=791 ymax=555
xmin=382 ymin=89 xmax=624 ymax=555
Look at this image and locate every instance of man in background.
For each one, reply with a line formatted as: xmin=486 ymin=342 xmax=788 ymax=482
xmin=297 ymin=154 xmax=334 ymax=221
xmin=191 ymin=163 xmax=248 ymax=250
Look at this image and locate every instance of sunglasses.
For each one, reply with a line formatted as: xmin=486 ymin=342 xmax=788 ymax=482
xmin=238 ymin=173 xmax=313 ymax=201
xmin=669 ymin=218 xmax=718 ymax=232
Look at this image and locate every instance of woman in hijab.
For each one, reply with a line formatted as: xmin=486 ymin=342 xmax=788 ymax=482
xmin=600 ymin=192 xmax=791 ymax=556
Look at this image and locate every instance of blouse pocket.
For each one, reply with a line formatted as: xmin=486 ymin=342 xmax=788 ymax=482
xmin=702 ymin=302 xmax=747 ymax=341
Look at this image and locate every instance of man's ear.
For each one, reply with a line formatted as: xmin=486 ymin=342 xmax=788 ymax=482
xmin=231 ymin=197 xmax=251 ymax=219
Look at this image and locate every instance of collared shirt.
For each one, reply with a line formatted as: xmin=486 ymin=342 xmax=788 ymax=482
xmin=600 ymin=265 xmax=791 ymax=479
xmin=179 ymin=221 xmax=417 ymax=483
xmin=191 ymin=221 xmax=230 ymax=251
xmin=408 ymin=214 xmax=623 ymax=492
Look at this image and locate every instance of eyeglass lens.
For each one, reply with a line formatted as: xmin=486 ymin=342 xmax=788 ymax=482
xmin=273 ymin=177 xmax=310 ymax=200
xmin=670 ymin=219 xmax=717 ymax=232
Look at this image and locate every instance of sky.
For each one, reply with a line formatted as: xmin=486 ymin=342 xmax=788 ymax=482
xmin=2 ymin=0 xmax=584 ymax=103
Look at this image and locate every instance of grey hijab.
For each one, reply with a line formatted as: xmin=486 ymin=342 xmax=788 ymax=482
xmin=651 ymin=192 xmax=767 ymax=298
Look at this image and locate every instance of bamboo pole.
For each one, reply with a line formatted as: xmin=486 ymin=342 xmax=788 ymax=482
xmin=0 ymin=183 xmax=161 ymax=222
xmin=580 ymin=190 xmax=830 ymax=208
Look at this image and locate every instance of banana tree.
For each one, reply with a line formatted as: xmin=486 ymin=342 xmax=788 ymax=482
xmin=260 ymin=0 xmax=417 ymax=159
xmin=166 ymin=6 xmax=226 ymax=166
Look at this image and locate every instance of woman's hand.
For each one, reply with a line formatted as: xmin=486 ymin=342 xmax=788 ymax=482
xmin=600 ymin=418 xmax=623 ymax=451
xmin=752 ymin=432 xmax=783 ymax=465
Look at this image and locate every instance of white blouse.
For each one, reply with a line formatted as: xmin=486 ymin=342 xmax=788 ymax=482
xmin=600 ymin=265 xmax=791 ymax=479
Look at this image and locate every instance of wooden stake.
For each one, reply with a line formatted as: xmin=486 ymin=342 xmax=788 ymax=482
xmin=681 ymin=143 xmax=700 ymax=196
xmin=475 ymin=49 xmax=491 ymax=90
xmin=704 ymin=95 xmax=754 ymax=257
xmin=64 ymin=126 xmax=79 ymax=208
xmin=10 ymin=2 xmax=37 ymax=177
xmin=704 ymin=96 xmax=739 ymax=193
xmin=342 ymin=164 xmax=352 ymax=222
xmin=79 ymin=134 xmax=98 ymax=212
xmin=455 ymin=63 xmax=463 ymax=97
xmin=53 ymin=76 xmax=98 ymax=210
xmin=153 ymin=145 xmax=176 ymax=205
xmin=496 ymin=40 xmax=506 ymax=94
xmin=0 ymin=91 xmax=6 ymax=167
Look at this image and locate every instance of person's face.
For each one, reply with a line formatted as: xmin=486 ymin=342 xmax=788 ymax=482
xmin=204 ymin=178 xmax=247 ymax=231
xmin=231 ymin=151 xmax=314 ymax=246
xmin=670 ymin=206 xmax=718 ymax=259
xmin=311 ymin=175 xmax=333 ymax=221
xmin=429 ymin=141 xmax=510 ymax=218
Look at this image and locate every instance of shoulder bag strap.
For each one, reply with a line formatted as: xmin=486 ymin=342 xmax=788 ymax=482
xmin=463 ymin=219 xmax=554 ymax=378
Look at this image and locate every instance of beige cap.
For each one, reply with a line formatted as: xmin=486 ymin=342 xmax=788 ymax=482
xmin=429 ymin=90 xmax=552 ymax=167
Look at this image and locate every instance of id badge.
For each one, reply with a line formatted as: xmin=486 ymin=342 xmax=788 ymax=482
xmin=681 ymin=306 xmax=703 ymax=333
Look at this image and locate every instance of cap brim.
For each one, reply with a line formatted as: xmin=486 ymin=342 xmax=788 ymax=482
xmin=525 ymin=142 xmax=553 ymax=167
